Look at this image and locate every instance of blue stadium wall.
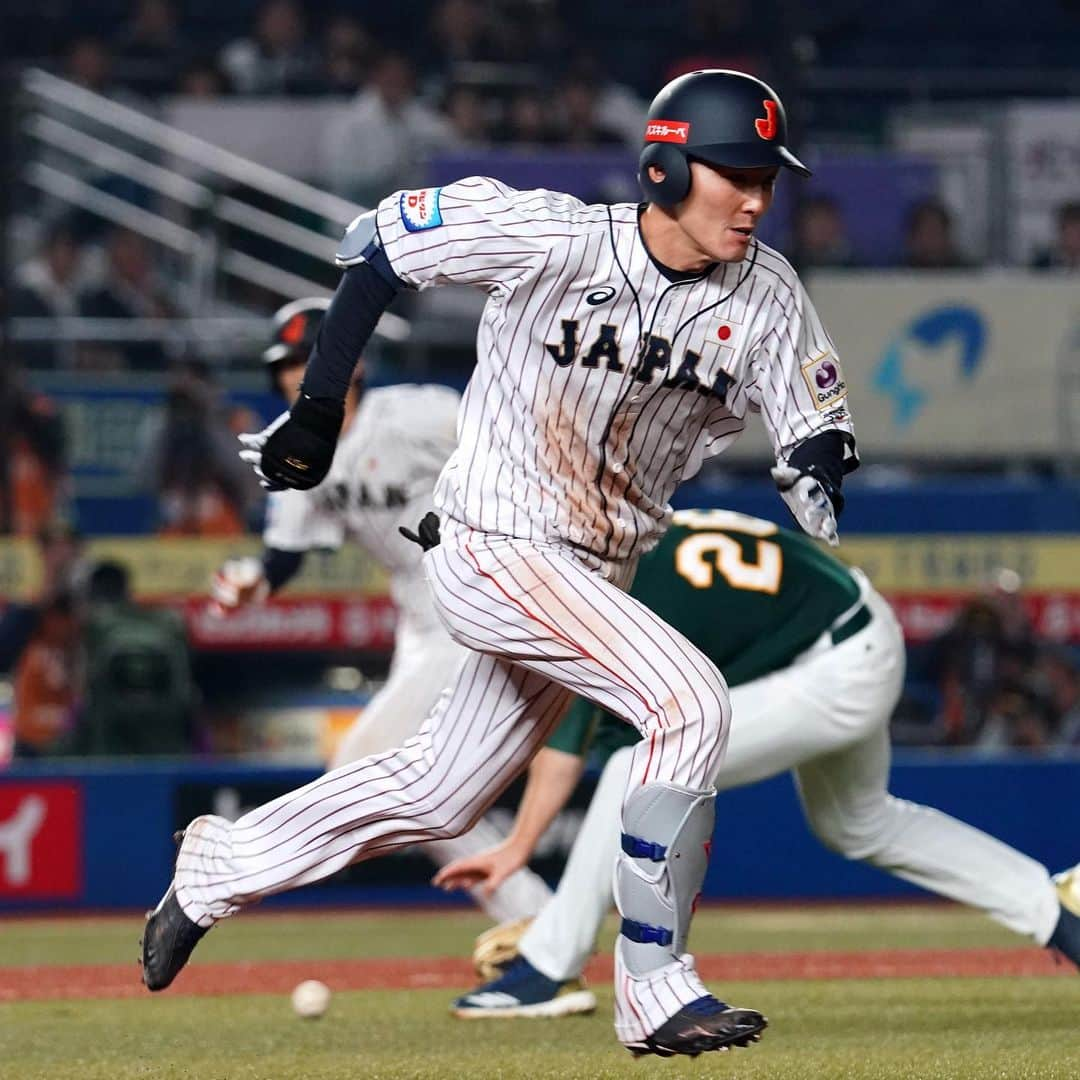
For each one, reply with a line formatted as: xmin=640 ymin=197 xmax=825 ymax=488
xmin=1 ymin=755 xmax=1076 ymax=911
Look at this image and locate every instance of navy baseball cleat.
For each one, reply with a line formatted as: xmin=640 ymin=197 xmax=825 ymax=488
xmin=624 ymin=995 xmax=767 ymax=1058
xmin=140 ymin=886 xmax=208 ymax=991
xmin=1048 ymin=865 xmax=1080 ymax=970
xmin=452 ymin=956 xmax=597 ymax=1018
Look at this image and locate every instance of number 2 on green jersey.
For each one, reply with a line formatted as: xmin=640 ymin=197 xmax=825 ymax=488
xmin=671 ymin=509 xmax=784 ymax=593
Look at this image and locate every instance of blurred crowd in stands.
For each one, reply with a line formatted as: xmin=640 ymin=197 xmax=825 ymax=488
xmin=13 ymin=0 xmax=1076 ymax=108
xmin=4 ymin=0 xmax=1079 ymax=297
xmin=2 ymin=0 xmax=1080 ymax=759
xmin=13 ymin=0 xmax=778 ymax=130
xmin=2 ymin=510 xmax=1079 ymax=760
xmin=10 ymin=221 xmax=181 ymax=369
xmin=918 ymin=571 xmax=1080 ymax=753
xmin=3 ymin=0 xmax=1078 ymax=382
xmin=0 ymin=528 xmax=195 ymax=759
xmin=3 ymin=328 xmax=1080 ymax=758
xmin=0 ymin=344 xmax=262 ymax=537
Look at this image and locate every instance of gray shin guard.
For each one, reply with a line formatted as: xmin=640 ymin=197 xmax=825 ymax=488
xmin=614 ymin=781 xmax=716 ymax=977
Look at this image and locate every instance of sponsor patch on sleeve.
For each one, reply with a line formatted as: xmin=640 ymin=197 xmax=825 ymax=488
xmin=800 ymin=352 xmax=848 ymax=411
xmin=399 ymin=187 xmax=443 ymax=232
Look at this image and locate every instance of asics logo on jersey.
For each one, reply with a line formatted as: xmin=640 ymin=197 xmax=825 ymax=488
xmin=645 ymin=121 xmax=690 ymax=144
xmin=545 ymin=320 xmax=734 ymax=403
xmin=586 ymin=286 xmax=617 ymax=305
xmin=754 ymin=100 xmax=778 ymax=140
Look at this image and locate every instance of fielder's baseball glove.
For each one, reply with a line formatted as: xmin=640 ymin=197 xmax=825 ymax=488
xmin=472 ymin=917 xmax=534 ymax=981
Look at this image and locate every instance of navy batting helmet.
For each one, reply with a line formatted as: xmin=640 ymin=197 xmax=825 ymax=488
xmin=639 ymin=69 xmax=811 ymax=207
xmin=262 ymin=297 xmax=329 ymax=394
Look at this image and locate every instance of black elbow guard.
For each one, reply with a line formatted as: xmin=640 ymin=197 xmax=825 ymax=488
xmin=788 ymin=431 xmax=859 ymax=516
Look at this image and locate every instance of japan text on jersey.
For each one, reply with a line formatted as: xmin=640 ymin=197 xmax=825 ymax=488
xmin=378 ymin=179 xmax=854 ymax=562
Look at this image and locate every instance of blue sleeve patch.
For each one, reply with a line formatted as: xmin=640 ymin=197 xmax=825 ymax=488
xmin=399 ymin=187 xmax=443 ymax=232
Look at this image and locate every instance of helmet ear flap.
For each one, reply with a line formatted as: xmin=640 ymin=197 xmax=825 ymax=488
xmin=638 ymin=143 xmax=691 ymax=206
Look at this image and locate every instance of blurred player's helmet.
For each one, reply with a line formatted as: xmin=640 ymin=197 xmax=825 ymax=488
xmin=639 ymin=69 xmax=811 ymax=206
xmin=262 ymin=297 xmax=330 ymax=394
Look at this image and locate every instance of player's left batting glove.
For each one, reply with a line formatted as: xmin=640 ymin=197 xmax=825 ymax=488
xmin=770 ymin=464 xmax=842 ymax=547
xmin=238 ymin=394 xmax=343 ymax=491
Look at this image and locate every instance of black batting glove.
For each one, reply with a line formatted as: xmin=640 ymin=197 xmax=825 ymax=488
xmin=238 ymin=394 xmax=343 ymax=492
xmin=399 ymin=511 xmax=442 ymax=551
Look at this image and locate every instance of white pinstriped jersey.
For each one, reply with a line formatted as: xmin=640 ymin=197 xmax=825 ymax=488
xmin=264 ymin=383 xmax=460 ymax=630
xmin=374 ymin=176 xmax=854 ymax=562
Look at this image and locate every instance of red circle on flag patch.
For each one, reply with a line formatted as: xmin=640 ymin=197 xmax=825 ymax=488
xmin=717 ymin=325 xmax=732 ymax=340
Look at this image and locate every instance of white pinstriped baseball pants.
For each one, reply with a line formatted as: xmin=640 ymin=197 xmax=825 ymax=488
xmin=327 ymin=615 xmax=554 ymax=926
xmin=173 ymin=523 xmax=731 ymax=1041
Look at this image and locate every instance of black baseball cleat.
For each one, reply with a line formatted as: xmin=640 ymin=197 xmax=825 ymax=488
xmin=625 ymin=996 xmax=767 ymax=1058
xmin=139 ymin=885 xmax=208 ymax=992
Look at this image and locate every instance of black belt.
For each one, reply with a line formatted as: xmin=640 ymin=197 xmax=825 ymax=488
xmin=830 ymin=602 xmax=872 ymax=646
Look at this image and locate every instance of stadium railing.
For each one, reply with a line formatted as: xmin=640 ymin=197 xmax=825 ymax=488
xmin=11 ymin=67 xmax=408 ymax=353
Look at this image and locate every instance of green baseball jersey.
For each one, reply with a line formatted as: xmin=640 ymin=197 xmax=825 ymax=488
xmin=546 ymin=509 xmax=861 ymax=759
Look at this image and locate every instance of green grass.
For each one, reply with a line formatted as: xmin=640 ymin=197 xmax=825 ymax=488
xmin=0 ymin=903 xmax=1022 ymax=968
xmin=2 ymin=980 xmax=1078 ymax=1080
xmin=2 ymin=906 xmax=1077 ymax=1079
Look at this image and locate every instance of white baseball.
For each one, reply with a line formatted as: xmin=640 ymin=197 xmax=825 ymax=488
xmin=291 ymin=979 xmax=331 ymax=1019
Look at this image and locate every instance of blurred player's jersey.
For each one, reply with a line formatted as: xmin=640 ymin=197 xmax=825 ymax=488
xmin=263 ymin=383 xmax=460 ymax=631
xmin=550 ymin=509 xmax=862 ymax=756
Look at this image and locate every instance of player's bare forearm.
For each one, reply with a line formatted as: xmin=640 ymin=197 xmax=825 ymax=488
xmin=433 ymin=838 xmax=529 ymax=895
xmin=508 ymin=747 xmax=587 ymax=859
xmin=432 ymin=747 xmax=585 ymax=895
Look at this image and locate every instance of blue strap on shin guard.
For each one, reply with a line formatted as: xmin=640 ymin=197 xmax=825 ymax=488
xmin=614 ymin=781 xmax=716 ymax=977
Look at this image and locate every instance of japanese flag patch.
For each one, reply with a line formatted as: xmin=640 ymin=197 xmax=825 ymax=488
xmin=400 ymin=187 xmax=443 ymax=232
xmin=801 ymin=352 xmax=848 ymax=411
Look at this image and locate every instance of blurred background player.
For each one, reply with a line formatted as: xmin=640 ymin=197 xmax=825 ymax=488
xmin=210 ymin=297 xmax=552 ymax=925
xmin=440 ymin=510 xmax=1080 ymax=1016
xmin=76 ymin=560 xmax=195 ymax=756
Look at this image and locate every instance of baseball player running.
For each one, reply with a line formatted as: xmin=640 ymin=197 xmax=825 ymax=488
xmin=210 ymin=298 xmax=553 ymax=925
xmin=440 ymin=510 xmax=1080 ymax=1017
xmin=142 ymin=69 xmax=859 ymax=1058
